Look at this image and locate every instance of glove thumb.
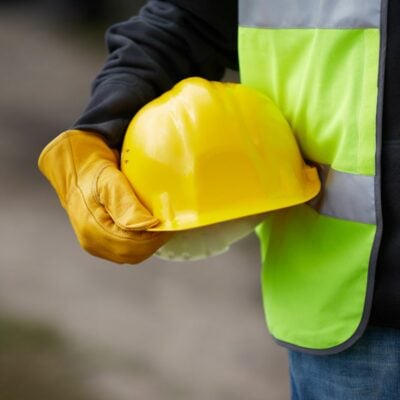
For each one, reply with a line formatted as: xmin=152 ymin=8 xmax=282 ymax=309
xmin=96 ymin=165 xmax=159 ymax=231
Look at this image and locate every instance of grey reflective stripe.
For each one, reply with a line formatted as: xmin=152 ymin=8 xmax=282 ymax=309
xmin=239 ymin=0 xmax=381 ymax=29
xmin=308 ymin=165 xmax=376 ymax=224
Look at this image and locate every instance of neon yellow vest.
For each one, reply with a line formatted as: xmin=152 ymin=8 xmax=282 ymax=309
xmin=238 ymin=0 xmax=387 ymax=354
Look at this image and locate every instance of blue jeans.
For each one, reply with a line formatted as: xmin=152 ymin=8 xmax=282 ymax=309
xmin=289 ymin=327 xmax=400 ymax=400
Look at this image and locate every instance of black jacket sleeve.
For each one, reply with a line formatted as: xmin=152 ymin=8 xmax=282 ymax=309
xmin=72 ymin=0 xmax=238 ymax=148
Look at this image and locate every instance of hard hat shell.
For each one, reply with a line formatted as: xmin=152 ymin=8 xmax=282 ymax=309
xmin=121 ymin=77 xmax=320 ymax=232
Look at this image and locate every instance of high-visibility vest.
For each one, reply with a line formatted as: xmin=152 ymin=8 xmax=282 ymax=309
xmin=238 ymin=0 xmax=387 ymax=354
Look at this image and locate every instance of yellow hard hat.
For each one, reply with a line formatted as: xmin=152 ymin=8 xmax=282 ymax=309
xmin=121 ymin=77 xmax=320 ymax=234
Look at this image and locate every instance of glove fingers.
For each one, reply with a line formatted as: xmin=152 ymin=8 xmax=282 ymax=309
xmin=96 ymin=165 xmax=160 ymax=231
xmin=68 ymin=188 xmax=171 ymax=264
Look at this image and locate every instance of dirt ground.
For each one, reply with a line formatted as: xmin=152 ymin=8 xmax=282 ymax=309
xmin=0 ymin=5 xmax=289 ymax=399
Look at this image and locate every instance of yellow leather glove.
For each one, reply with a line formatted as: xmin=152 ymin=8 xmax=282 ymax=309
xmin=38 ymin=130 xmax=171 ymax=264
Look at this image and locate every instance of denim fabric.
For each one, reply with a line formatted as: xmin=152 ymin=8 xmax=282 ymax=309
xmin=289 ymin=327 xmax=400 ymax=400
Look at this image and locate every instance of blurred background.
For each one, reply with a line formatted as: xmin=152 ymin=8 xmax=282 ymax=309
xmin=0 ymin=1 xmax=289 ymax=399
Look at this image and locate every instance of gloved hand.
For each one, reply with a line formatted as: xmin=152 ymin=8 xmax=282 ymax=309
xmin=38 ymin=130 xmax=171 ymax=264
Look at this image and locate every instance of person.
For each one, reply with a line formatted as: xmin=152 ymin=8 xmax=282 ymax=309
xmin=38 ymin=1 xmax=400 ymax=398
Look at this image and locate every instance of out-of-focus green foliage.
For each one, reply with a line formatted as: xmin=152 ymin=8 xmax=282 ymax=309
xmin=0 ymin=314 xmax=98 ymax=400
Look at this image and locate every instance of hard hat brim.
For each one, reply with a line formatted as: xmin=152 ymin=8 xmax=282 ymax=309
xmin=147 ymin=176 xmax=320 ymax=232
